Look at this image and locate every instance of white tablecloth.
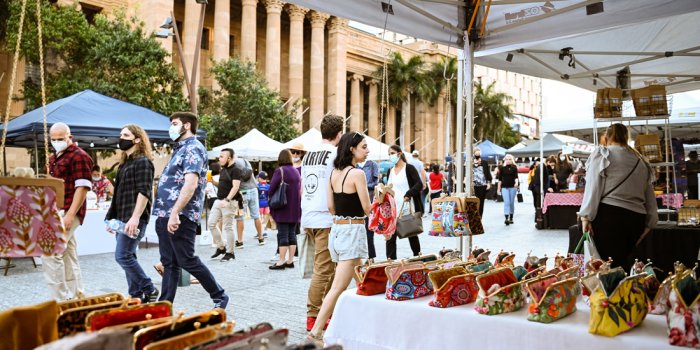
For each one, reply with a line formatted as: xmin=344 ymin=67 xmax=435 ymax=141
xmin=324 ymin=290 xmax=676 ymax=350
xmin=75 ymin=210 xmax=159 ymax=256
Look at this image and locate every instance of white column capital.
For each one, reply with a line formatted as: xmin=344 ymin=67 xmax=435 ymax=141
xmin=328 ymin=17 xmax=349 ymax=33
xmin=365 ymin=78 xmax=378 ymax=86
xmin=308 ymin=11 xmax=330 ymax=28
xmin=285 ymin=4 xmax=308 ymax=21
xmin=264 ymin=0 xmax=284 ymax=14
xmin=242 ymin=0 xmax=258 ymax=7
xmin=348 ymin=74 xmax=364 ymax=82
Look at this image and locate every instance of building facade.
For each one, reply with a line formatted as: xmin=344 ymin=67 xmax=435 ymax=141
xmin=0 ymin=0 xmax=542 ymax=165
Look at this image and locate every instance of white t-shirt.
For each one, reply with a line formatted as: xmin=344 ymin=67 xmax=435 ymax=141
xmin=388 ymin=165 xmax=411 ymax=215
xmin=409 ymin=158 xmax=425 ymax=184
xmin=301 ymin=142 xmax=337 ymax=228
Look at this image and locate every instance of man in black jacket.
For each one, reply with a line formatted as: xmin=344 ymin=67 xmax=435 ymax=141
xmin=473 ymin=148 xmax=492 ymax=217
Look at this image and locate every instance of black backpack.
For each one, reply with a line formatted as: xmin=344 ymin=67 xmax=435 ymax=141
xmin=240 ymin=159 xmax=253 ymax=182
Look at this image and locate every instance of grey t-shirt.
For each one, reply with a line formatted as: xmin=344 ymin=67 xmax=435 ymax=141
xmin=234 ymin=158 xmax=257 ymax=190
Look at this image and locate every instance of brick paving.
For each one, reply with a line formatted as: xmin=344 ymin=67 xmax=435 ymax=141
xmin=0 ymin=186 xmax=568 ymax=344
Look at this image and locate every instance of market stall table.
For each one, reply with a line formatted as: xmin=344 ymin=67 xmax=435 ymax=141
xmin=324 ymin=291 xmax=675 ymax=350
xmin=75 ymin=210 xmax=159 ymax=256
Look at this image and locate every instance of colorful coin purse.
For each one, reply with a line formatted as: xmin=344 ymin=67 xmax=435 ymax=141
xmin=630 ymin=259 xmax=668 ymax=315
xmin=588 ymin=268 xmax=648 ymax=337
xmin=133 ymin=309 xmax=227 ymax=350
xmin=429 ymin=197 xmax=469 ymax=237
xmin=526 ymin=275 xmax=579 ymax=323
xmin=474 ymin=268 xmax=525 ymax=315
xmin=667 ymin=270 xmax=700 ymax=348
xmin=385 ymin=263 xmax=435 ymax=301
xmin=86 ymin=301 xmax=173 ymax=331
xmin=428 ymin=267 xmax=479 ymax=308
xmin=355 ymin=260 xmax=398 ymax=296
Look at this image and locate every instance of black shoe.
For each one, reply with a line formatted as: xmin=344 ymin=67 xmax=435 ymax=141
xmin=505 ymin=216 xmax=510 ymax=226
xmin=509 ymin=215 xmax=514 ymax=224
xmin=258 ymin=238 xmax=266 ymax=246
xmin=221 ymin=253 xmax=235 ymax=261
xmin=269 ymin=263 xmax=286 ymax=270
xmin=284 ymin=262 xmax=295 ymax=268
xmin=213 ymin=293 xmax=229 ymax=309
xmin=235 ymin=241 xmax=244 ymax=249
xmin=143 ymin=288 xmax=159 ymax=303
xmin=211 ymin=248 xmax=226 ymax=259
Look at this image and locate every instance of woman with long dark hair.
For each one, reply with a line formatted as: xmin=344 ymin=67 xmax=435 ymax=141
xmin=105 ymin=124 xmax=159 ymax=302
xmin=579 ymin=123 xmax=657 ymax=271
xmin=555 ymin=152 xmax=574 ymax=191
xmin=307 ymin=132 xmax=371 ymax=344
xmin=386 ymin=145 xmax=422 ymax=259
xmin=268 ymin=149 xmax=302 ymax=270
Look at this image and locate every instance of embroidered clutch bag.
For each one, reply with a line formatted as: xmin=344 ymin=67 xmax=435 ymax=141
xmin=385 ymin=263 xmax=435 ymax=301
xmin=428 ymin=267 xmax=479 ymax=308
xmin=474 ymin=268 xmax=525 ymax=315
xmin=588 ymin=269 xmax=648 ymax=337
xmin=667 ymin=271 xmax=700 ymax=348
xmin=526 ymin=275 xmax=579 ymax=323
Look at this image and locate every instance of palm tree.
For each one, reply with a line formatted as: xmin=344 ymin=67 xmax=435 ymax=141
xmin=374 ymin=52 xmax=432 ymax=148
xmin=473 ymin=81 xmax=514 ymax=145
xmin=427 ymin=57 xmax=458 ymax=153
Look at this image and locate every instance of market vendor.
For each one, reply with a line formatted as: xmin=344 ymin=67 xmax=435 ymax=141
xmin=91 ymin=165 xmax=114 ymax=202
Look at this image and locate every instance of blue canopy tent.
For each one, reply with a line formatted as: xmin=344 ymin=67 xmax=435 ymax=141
xmin=0 ymin=89 xmax=206 ymax=149
xmin=473 ymin=140 xmax=506 ymax=162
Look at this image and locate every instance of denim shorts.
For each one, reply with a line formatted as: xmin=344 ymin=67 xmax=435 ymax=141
xmin=236 ymin=188 xmax=261 ymax=220
xmin=328 ymin=218 xmax=368 ymax=262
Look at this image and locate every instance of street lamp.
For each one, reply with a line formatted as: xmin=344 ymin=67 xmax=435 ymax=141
xmin=156 ymin=0 xmax=207 ymax=114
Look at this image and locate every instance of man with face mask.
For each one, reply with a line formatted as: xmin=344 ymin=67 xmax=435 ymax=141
xmin=153 ymin=112 xmax=229 ymax=309
xmin=45 ymin=122 xmax=94 ymax=300
xmin=688 ymin=151 xmax=699 ymax=200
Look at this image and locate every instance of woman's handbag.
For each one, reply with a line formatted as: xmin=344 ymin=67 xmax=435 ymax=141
xmin=526 ymin=275 xmax=579 ymax=323
xmin=474 ymin=268 xmax=526 ymax=315
xmin=355 ymin=260 xmax=398 ymax=296
xmin=588 ymin=268 xmax=648 ymax=337
xmin=395 ymin=201 xmax=423 ymax=239
xmin=667 ymin=270 xmax=700 ymax=348
xmin=429 ymin=196 xmax=469 ymax=237
xmin=517 ymin=191 xmax=524 ymax=203
xmin=86 ymin=301 xmax=173 ymax=332
xmin=268 ymin=168 xmax=287 ymax=210
xmin=428 ymin=267 xmax=479 ymax=308
xmin=368 ymin=190 xmax=397 ymax=236
xmin=385 ymin=263 xmax=435 ymax=301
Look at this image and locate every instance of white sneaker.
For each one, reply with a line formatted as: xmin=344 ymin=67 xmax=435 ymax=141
xmin=270 ymin=254 xmax=280 ymax=261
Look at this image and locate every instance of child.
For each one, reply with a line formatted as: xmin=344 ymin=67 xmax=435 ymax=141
xmin=257 ymin=171 xmax=273 ymax=237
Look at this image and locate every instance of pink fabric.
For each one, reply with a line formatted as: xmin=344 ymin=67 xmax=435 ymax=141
xmin=542 ymin=193 xmax=584 ymax=214
xmin=0 ymin=184 xmax=67 ymax=257
xmin=656 ymin=193 xmax=683 ymax=209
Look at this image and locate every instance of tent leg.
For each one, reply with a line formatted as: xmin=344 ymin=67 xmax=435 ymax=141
xmin=457 ymin=41 xmax=476 ymax=260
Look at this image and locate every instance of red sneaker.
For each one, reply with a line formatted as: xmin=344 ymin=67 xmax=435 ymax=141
xmin=306 ymin=316 xmax=316 ymax=331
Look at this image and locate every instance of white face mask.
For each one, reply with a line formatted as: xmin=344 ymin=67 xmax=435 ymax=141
xmin=92 ymin=176 xmax=101 ymax=181
xmin=51 ymin=140 xmax=68 ymax=153
xmin=389 ymin=154 xmax=399 ymax=165
xmin=169 ymin=124 xmax=183 ymax=141
xmin=560 ymin=156 xmax=566 ymax=161
xmin=292 ymin=157 xmax=301 ymax=163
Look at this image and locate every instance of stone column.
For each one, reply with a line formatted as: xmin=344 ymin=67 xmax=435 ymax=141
xmin=326 ymin=17 xmax=348 ymax=117
xmin=386 ymin=106 xmax=396 ymax=145
xmin=264 ymin=0 xmax=283 ymax=91
xmin=349 ymin=74 xmax=363 ymax=132
xmin=212 ymin=0 xmax=230 ymax=89
xmin=133 ymin=0 xmax=174 ymax=57
xmin=437 ymin=93 xmax=445 ymax=161
xmin=308 ymin=11 xmax=329 ymax=128
xmin=240 ymin=0 xmax=258 ymax=63
xmin=367 ymin=79 xmax=379 ymax=138
xmin=286 ymin=5 xmax=308 ymax=130
xmin=182 ymin=0 xmax=201 ymax=91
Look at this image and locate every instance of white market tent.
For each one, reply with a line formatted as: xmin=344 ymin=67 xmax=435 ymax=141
xmin=284 ymin=128 xmax=323 ymax=150
xmin=209 ymin=128 xmax=284 ymax=161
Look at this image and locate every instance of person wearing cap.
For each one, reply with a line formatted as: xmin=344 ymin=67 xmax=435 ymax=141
xmin=688 ymin=151 xmax=700 ymax=200
xmin=257 ymin=171 xmax=272 ymax=237
xmin=290 ymin=142 xmax=306 ymax=174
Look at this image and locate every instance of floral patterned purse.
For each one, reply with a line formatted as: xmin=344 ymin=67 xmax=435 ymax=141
xmin=355 ymin=260 xmax=398 ymax=296
xmin=428 ymin=267 xmax=479 ymax=308
xmin=429 ymin=197 xmax=469 ymax=237
xmin=630 ymin=259 xmax=668 ymax=315
xmin=0 ymin=178 xmax=67 ymax=257
xmin=667 ymin=270 xmax=700 ymax=348
xmin=526 ymin=275 xmax=579 ymax=323
xmin=385 ymin=263 xmax=435 ymax=301
xmin=588 ymin=268 xmax=648 ymax=337
xmin=474 ymin=268 xmax=525 ymax=315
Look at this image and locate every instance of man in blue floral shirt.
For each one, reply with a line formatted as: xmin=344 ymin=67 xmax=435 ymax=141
xmin=153 ymin=112 xmax=228 ymax=309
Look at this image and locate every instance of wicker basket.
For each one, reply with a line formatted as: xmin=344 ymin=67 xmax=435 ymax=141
xmin=678 ymin=206 xmax=700 ymax=227
xmin=632 ymin=85 xmax=668 ymax=116
xmin=635 ymin=134 xmax=663 ymax=163
xmin=594 ymin=88 xmax=623 ymax=118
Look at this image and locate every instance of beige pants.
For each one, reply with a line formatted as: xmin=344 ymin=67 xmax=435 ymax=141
xmin=208 ymin=199 xmax=237 ymax=252
xmin=306 ymin=227 xmax=336 ymax=317
xmin=43 ymin=218 xmax=83 ymax=300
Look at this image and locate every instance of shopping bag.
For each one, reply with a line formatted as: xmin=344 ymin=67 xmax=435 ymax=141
xmin=298 ymin=233 xmax=314 ymax=279
xmin=517 ymin=192 xmax=524 ymax=203
xmin=395 ymin=201 xmax=423 ymax=239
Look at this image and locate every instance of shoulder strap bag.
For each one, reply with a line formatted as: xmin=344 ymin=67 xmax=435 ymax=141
xmin=268 ymin=168 xmax=288 ymax=209
xmin=395 ymin=200 xmax=423 ymax=239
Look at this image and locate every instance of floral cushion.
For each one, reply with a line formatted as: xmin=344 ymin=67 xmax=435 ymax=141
xmin=0 ymin=184 xmax=66 ymax=257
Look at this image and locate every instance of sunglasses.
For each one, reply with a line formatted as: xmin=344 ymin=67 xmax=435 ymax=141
xmin=291 ymin=150 xmax=303 ymax=155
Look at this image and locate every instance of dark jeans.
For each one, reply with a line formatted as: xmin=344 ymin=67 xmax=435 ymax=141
xmin=532 ymin=190 xmax=541 ymax=209
xmin=591 ymin=203 xmax=646 ymax=272
xmin=473 ymin=185 xmax=487 ymax=217
xmin=386 ymin=234 xmax=421 ymax=260
xmin=429 ymin=191 xmax=442 ymax=213
xmin=156 ymin=216 xmax=225 ymax=304
xmin=115 ymin=222 xmax=155 ymax=298
xmin=689 ymin=186 xmax=698 ymax=200
xmin=364 ymin=217 xmax=376 ymax=259
xmin=277 ymin=222 xmax=298 ymax=246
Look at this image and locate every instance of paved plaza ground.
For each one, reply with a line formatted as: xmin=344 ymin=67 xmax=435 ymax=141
xmin=0 ymin=187 xmax=568 ymax=344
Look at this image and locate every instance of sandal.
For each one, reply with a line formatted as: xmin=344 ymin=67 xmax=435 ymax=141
xmin=306 ymin=332 xmax=324 ymax=347
xmin=153 ymin=264 xmax=164 ymax=276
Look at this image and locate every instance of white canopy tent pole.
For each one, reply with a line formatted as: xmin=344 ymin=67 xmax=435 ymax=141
xmin=456 ymin=38 xmax=475 ymax=260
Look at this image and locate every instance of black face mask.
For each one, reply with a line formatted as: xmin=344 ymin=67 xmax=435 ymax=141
xmin=474 ymin=155 xmax=480 ymax=160
xmin=119 ymin=138 xmax=135 ymax=151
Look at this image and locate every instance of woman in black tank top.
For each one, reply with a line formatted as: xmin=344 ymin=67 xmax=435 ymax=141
xmin=308 ymin=132 xmax=371 ymax=343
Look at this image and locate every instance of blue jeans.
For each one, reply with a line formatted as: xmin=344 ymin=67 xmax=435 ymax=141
xmin=115 ymin=222 xmax=155 ymax=298
xmin=156 ymin=216 xmax=226 ymax=303
xmin=237 ymin=188 xmax=260 ymax=220
xmin=502 ymin=187 xmax=517 ymax=215
xmin=277 ymin=222 xmax=298 ymax=246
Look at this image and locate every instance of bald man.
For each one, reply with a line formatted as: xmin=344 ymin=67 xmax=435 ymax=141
xmin=45 ymin=122 xmax=94 ymax=300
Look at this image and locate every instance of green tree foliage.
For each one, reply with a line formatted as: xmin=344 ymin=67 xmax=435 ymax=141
xmin=198 ymin=58 xmax=299 ymax=147
xmin=4 ymin=1 xmax=186 ymax=115
xmin=426 ymin=56 xmax=457 ymax=105
xmin=473 ymin=81 xmax=518 ymax=148
xmin=374 ymin=52 xmax=434 ymax=108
